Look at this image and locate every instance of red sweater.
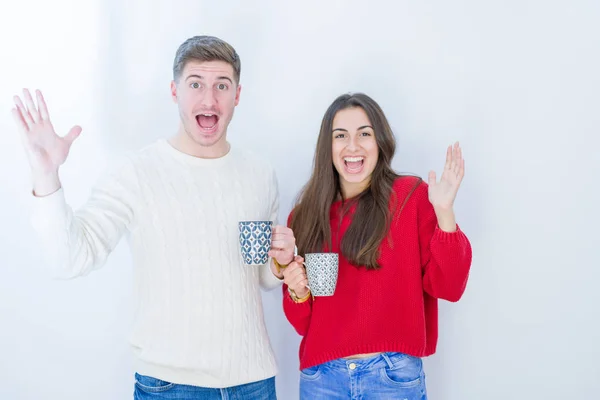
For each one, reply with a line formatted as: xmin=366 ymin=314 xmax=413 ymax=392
xmin=283 ymin=176 xmax=472 ymax=370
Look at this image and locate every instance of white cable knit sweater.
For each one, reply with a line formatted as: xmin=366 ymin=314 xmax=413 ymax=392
xmin=30 ymin=139 xmax=283 ymax=388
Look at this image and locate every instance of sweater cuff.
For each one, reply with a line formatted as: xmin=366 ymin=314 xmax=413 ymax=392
xmin=283 ymin=287 xmax=313 ymax=307
xmin=29 ymin=188 xmax=69 ymax=231
xmin=259 ymin=258 xmax=284 ymax=291
xmin=432 ymin=223 xmax=464 ymax=243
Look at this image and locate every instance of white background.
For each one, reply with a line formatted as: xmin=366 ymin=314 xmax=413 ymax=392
xmin=0 ymin=1 xmax=599 ymax=399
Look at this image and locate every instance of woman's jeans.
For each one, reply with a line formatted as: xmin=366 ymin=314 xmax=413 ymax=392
xmin=299 ymin=352 xmax=427 ymax=400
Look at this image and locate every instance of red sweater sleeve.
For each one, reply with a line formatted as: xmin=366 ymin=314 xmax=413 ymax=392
xmin=281 ymin=210 xmax=314 ymax=336
xmin=416 ymin=182 xmax=473 ymax=302
xmin=282 ymin=283 xmax=313 ymax=336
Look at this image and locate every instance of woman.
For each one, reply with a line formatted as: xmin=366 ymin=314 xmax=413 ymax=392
xmin=280 ymin=93 xmax=472 ymax=399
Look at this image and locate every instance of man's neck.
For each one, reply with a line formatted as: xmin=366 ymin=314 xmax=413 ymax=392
xmin=169 ymin=133 xmax=230 ymax=159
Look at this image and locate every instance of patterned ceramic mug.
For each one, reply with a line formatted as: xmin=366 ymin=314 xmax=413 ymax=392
xmin=238 ymin=221 xmax=273 ymax=265
xmin=304 ymin=253 xmax=339 ymax=296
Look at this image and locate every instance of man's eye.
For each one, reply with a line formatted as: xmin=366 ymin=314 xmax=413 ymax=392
xmin=190 ymin=82 xmax=200 ymax=89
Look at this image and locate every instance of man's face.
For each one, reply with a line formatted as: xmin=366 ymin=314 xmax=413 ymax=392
xmin=171 ymin=60 xmax=241 ymax=152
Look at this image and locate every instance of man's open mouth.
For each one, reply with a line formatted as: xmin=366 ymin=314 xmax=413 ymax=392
xmin=196 ymin=113 xmax=219 ymax=130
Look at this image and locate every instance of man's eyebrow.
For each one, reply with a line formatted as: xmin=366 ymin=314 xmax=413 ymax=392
xmin=185 ymin=74 xmax=233 ymax=84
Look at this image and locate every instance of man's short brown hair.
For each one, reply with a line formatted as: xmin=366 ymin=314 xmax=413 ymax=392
xmin=173 ymin=35 xmax=241 ymax=83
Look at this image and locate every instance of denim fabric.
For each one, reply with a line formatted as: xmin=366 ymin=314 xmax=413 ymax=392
xmin=134 ymin=373 xmax=276 ymax=399
xmin=299 ymin=352 xmax=427 ymax=400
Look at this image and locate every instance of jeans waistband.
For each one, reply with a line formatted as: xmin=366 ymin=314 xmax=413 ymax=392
xmin=322 ymin=352 xmax=406 ymax=371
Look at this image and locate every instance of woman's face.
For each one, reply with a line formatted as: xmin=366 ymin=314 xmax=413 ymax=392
xmin=331 ymin=107 xmax=379 ymax=198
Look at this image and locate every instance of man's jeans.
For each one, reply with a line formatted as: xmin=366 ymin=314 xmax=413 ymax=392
xmin=134 ymin=373 xmax=276 ymax=399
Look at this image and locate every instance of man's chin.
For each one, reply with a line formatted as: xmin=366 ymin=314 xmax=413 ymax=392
xmin=190 ymin=130 xmax=224 ymax=147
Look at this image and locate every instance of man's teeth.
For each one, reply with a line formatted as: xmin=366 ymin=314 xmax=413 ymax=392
xmin=344 ymin=157 xmax=364 ymax=162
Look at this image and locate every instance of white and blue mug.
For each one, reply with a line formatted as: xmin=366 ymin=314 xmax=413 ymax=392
xmin=238 ymin=220 xmax=273 ymax=265
xmin=304 ymin=253 xmax=339 ymax=296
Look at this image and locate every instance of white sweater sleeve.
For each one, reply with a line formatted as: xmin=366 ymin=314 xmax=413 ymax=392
xmin=259 ymin=167 xmax=284 ymax=291
xmin=30 ymin=157 xmax=138 ymax=279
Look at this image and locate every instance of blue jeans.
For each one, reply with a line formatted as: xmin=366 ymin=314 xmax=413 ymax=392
xmin=134 ymin=373 xmax=277 ymax=399
xmin=299 ymin=352 xmax=427 ymax=400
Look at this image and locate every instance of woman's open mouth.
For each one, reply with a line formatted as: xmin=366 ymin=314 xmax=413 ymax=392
xmin=344 ymin=156 xmax=365 ymax=174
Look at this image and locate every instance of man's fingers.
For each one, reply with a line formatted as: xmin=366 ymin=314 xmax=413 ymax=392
xmin=272 ymin=225 xmax=293 ymax=235
xmin=271 ymin=233 xmax=291 ymax=241
xmin=64 ymin=125 xmax=82 ymax=145
xmin=271 ymin=240 xmax=293 ymax=249
xmin=36 ymin=90 xmax=50 ymax=121
xmin=11 ymin=108 xmax=28 ymax=133
xmin=268 ymin=249 xmax=283 ymax=259
xmin=271 ymin=240 xmax=284 ymax=249
xmin=269 ymin=249 xmax=294 ymax=261
xmin=13 ymin=96 xmax=33 ymax=127
xmin=23 ymin=88 xmax=41 ymax=123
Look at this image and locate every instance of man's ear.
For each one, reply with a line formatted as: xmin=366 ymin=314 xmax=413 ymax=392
xmin=234 ymin=83 xmax=242 ymax=106
xmin=170 ymin=80 xmax=178 ymax=103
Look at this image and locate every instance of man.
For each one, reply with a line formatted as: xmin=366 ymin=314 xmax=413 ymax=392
xmin=11 ymin=35 xmax=294 ymax=399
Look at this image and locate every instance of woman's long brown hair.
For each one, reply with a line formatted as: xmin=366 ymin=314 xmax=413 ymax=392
xmin=290 ymin=93 xmax=420 ymax=270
